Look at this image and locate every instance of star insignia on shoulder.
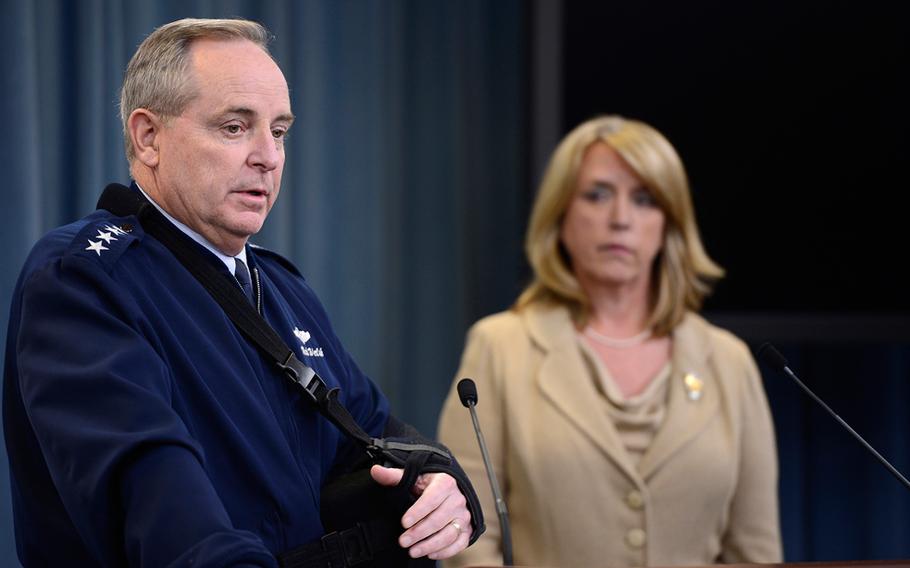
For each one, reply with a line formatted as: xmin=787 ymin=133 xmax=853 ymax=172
xmin=95 ymin=230 xmax=117 ymax=244
xmin=85 ymin=239 xmax=109 ymax=256
xmin=103 ymin=223 xmax=131 ymax=236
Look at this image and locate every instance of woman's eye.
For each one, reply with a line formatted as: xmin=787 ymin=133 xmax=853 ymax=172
xmin=582 ymin=186 xmax=612 ymax=202
xmin=633 ymin=190 xmax=658 ymax=207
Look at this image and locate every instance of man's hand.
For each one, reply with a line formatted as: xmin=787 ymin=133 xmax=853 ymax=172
xmin=370 ymin=465 xmax=471 ymax=560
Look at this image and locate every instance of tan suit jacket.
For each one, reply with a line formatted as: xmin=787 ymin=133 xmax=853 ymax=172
xmin=438 ymin=303 xmax=782 ymax=567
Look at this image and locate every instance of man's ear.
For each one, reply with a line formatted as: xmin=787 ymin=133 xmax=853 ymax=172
xmin=128 ymin=108 xmax=162 ymax=167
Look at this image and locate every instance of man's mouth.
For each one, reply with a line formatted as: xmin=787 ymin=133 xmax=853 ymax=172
xmin=232 ymin=188 xmax=270 ymax=202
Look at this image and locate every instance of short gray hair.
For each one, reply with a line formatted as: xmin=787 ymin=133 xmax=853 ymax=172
xmin=120 ymin=18 xmax=272 ymax=162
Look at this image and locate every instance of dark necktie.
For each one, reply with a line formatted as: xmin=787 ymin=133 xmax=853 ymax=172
xmin=234 ymin=257 xmax=254 ymax=304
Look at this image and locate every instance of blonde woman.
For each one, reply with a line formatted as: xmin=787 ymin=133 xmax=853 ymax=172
xmin=438 ymin=116 xmax=782 ymax=567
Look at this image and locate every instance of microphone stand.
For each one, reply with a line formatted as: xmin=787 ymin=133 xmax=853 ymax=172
xmin=759 ymin=343 xmax=910 ymax=491
xmin=458 ymin=378 xmax=513 ymax=566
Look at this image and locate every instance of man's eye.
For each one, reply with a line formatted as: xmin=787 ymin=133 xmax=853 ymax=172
xmin=224 ymin=124 xmax=243 ymax=135
xmin=272 ymin=128 xmax=287 ymax=139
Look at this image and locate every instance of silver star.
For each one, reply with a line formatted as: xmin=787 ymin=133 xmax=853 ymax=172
xmin=85 ymin=240 xmax=109 ymax=256
xmin=104 ymin=224 xmax=127 ymax=236
xmin=95 ymin=230 xmax=117 ymax=244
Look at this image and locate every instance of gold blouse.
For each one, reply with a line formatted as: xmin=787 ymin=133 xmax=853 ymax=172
xmin=578 ymin=338 xmax=672 ymax=467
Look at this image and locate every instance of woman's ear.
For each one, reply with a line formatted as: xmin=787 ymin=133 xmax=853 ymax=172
xmin=128 ymin=108 xmax=162 ymax=168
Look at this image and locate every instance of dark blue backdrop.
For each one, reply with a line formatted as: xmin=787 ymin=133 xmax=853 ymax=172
xmin=755 ymin=340 xmax=910 ymax=560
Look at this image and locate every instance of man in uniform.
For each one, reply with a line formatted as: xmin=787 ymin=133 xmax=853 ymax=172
xmin=3 ymin=18 xmax=477 ymax=567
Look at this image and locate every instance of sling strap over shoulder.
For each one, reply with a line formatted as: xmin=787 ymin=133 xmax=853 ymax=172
xmin=97 ymin=183 xmax=382 ymax=450
xmin=96 ymin=184 xmax=484 ymax=567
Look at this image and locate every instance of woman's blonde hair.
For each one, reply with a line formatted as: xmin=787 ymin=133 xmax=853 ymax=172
xmin=515 ymin=115 xmax=723 ymax=336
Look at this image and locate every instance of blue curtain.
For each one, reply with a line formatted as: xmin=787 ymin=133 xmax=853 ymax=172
xmin=759 ymin=341 xmax=910 ymax=560
xmin=0 ymin=0 xmax=527 ymax=563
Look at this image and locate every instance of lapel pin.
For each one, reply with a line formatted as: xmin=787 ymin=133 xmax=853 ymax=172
xmin=683 ymin=372 xmax=704 ymax=401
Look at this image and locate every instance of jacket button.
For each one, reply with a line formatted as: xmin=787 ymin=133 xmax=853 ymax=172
xmin=626 ymin=528 xmax=646 ymax=549
xmin=625 ymin=490 xmax=644 ymax=510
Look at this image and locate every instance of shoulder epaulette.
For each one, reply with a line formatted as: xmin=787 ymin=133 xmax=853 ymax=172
xmin=66 ymin=215 xmax=143 ymax=271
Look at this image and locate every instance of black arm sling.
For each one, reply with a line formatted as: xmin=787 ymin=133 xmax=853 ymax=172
xmin=97 ymin=183 xmax=484 ymax=568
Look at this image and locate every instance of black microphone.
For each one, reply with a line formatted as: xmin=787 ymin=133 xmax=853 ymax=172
xmin=758 ymin=343 xmax=910 ymax=491
xmin=457 ymin=378 xmax=513 ymax=566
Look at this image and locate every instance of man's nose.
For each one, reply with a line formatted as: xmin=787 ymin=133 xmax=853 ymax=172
xmin=249 ymin=128 xmax=281 ymax=171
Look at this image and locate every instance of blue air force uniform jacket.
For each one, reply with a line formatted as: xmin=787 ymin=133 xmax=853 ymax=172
xmin=3 ymin=201 xmax=391 ymax=566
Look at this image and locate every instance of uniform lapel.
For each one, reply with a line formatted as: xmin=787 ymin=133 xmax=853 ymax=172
xmin=526 ymin=305 xmax=640 ymax=484
xmin=639 ymin=313 xmax=719 ymax=479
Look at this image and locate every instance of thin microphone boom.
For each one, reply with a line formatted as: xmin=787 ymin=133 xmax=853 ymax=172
xmin=457 ymin=378 xmax=513 ymax=566
xmin=758 ymin=343 xmax=910 ymax=491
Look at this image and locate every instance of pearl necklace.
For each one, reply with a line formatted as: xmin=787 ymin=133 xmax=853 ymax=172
xmin=583 ymin=326 xmax=652 ymax=349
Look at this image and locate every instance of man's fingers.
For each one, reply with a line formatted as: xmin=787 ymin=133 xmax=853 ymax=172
xmin=427 ymin=522 xmax=472 ymax=560
xmin=401 ymin=472 xmax=455 ymax=528
xmin=406 ymin=516 xmax=471 ymax=559
xmin=369 ymin=464 xmax=404 ymax=487
xmin=369 ymin=469 xmax=472 ymax=559
xmin=398 ymin=480 xmax=469 ymax=553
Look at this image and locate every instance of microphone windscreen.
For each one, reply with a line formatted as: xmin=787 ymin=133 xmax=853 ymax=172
xmin=457 ymin=378 xmax=478 ymax=407
xmin=758 ymin=342 xmax=788 ymax=371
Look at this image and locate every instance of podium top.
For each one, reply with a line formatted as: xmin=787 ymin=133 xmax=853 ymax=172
xmin=466 ymin=561 xmax=910 ymax=568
